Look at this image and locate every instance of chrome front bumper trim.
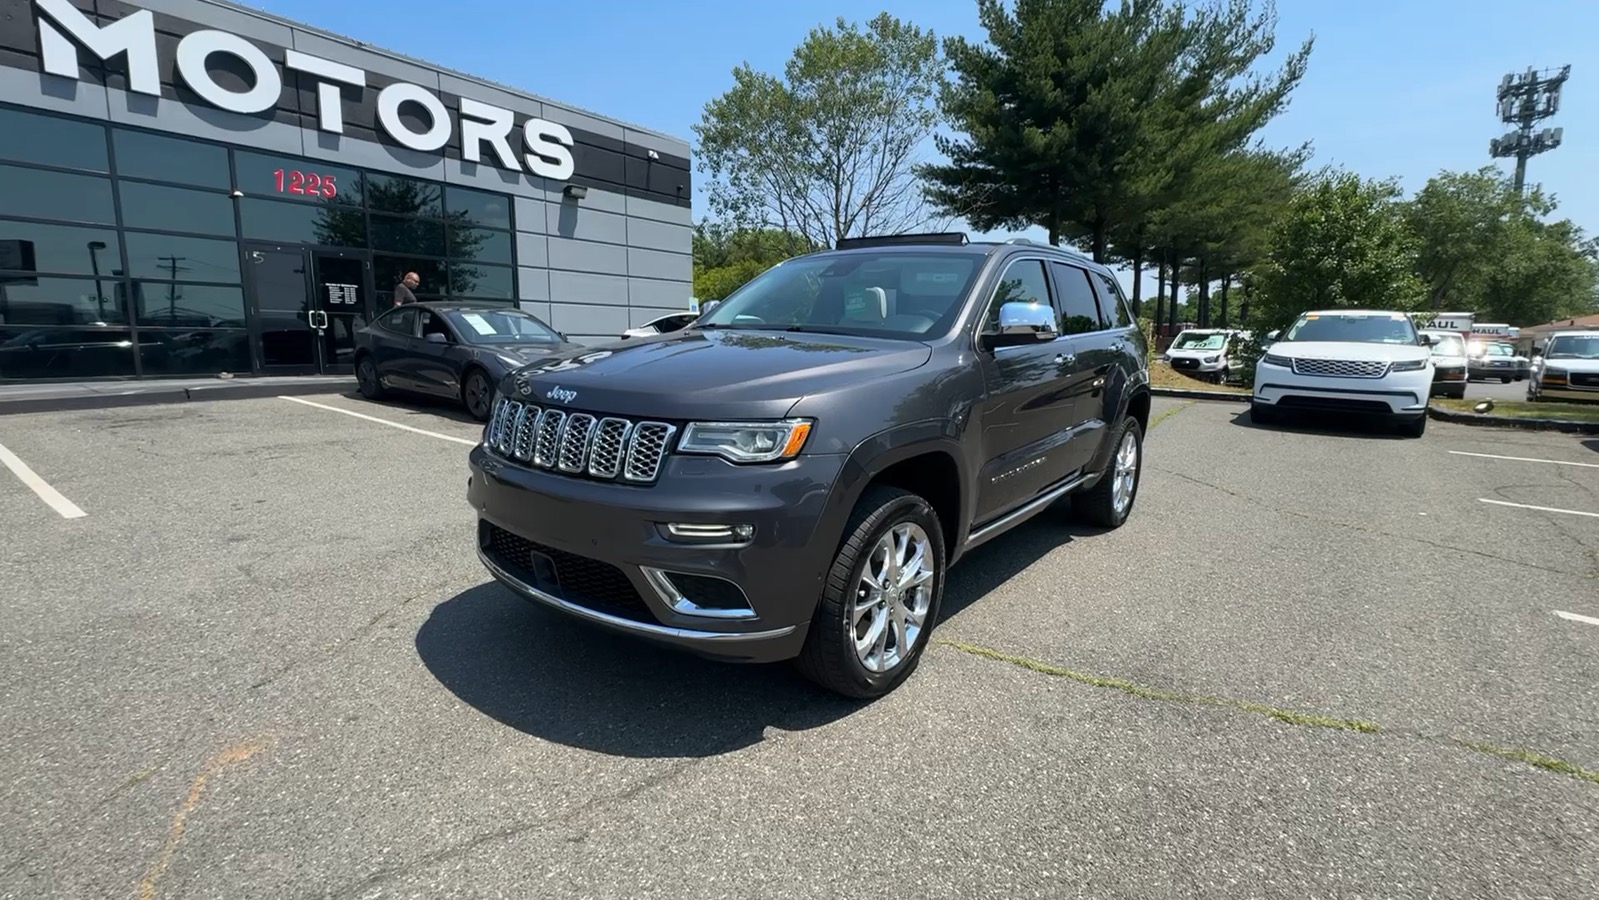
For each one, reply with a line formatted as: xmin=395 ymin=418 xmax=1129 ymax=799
xmin=477 ymin=547 xmax=794 ymax=642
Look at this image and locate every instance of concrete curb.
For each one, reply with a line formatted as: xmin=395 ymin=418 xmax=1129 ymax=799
xmin=1427 ymin=406 xmax=1599 ymax=435
xmin=1151 ymin=387 xmax=1252 ymax=403
xmin=0 ymin=377 xmax=353 ymax=416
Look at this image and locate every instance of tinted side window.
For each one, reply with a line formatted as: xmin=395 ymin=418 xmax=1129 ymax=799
xmin=379 ymin=308 xmax=418 ymax=335
xmin=1050 ymin=263 xmax=1106 ymax=335
xmin=982 ymin=259 xmax=1053 ymax=332
xmin=1091 ymin=271 xmax=1133 ymax=327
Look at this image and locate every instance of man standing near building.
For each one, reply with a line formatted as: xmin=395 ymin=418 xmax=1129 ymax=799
xmin=393 ymin=271 xmax=420 ymax=306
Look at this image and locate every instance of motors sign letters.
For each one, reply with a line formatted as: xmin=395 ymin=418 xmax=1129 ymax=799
xmin=30 ymin=0 xmax=576 ymax=181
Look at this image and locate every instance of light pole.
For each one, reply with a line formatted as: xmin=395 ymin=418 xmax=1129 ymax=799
xmin=1489 ymin=65 xmax=1570 ymax=193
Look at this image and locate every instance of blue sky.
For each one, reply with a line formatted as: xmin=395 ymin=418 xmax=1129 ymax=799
xmin=251 ymin=0 xmax=1596 ymax=293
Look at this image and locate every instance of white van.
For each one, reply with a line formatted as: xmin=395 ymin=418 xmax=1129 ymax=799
xmin=1163 ymin=328 xmax=1243 ymax=383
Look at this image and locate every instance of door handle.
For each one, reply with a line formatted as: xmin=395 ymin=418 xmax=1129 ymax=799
xmin=1055 ymin=353 xmax=1075 ymax=366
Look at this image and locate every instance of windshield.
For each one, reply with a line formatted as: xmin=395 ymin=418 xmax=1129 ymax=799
xmin=1469 ymin=341 xmax=1514 ymax=357
xmin=694 ymin=249 xmax=986 ymax=339
xmin=1545 ymin=334 xmax=1599 ymax=359
xmin=1171 ymin=331 xmax=1226 ymax=350
xmin=444 ymin=308 xmax=562 ymax=344
xmin=1426 ymin=333 xmax=1465 ymax=356
xmin=1281 ymin=312 xmax=1420 ymax=345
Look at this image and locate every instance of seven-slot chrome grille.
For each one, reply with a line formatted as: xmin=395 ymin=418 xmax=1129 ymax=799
xmin=484 ymin=396 xmax=677 ymax=484
xmin=1290 ymin=357 xmax=1390 ymax=378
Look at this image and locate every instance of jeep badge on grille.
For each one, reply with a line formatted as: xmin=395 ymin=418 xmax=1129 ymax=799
xmin=546 ymin=386 xmax=577 ymax=404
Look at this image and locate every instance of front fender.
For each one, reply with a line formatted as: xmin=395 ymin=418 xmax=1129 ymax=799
xmin=810 ymin=418 xmax=971 ymax=564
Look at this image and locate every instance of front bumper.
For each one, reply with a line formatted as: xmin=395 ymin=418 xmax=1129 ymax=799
xmin=1469 ymin=361 xmax=1524 ymax=379
xmin=1167 ymin=355 xmax=1226 ymax=373
xmin=1530 ymin=378 xmax=1599 ymax=402
xmin=467 ymin=443 xmax=848 ymax=663
xmin=1253 ymin=363 xmax=1431 ymax=416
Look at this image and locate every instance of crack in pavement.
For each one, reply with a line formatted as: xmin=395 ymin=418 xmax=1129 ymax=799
xmin=251 ymin=579 xmax=459 ymax=691
xmin=939 ymin=640 xmax=1599 ymax=789
xmin=1151 ymin=466 xmax=1596 ymax=581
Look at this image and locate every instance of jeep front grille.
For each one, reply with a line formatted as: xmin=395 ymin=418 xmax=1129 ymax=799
xmin=1290 ymin=358 xmax=1390 ymax=378
xmin=485 ymin=397 xmax=677 ymax=484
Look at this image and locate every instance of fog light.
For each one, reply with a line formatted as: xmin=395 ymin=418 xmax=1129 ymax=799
xmin=663 ymin=523 xmax=755 ymax=542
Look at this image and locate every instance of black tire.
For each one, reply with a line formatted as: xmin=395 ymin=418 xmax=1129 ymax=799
xmin=1399 ymin=412 xmax=1427 ymax=438
xmin=355 ymin=354 xmax=386 ymax=400
xmin=1071 ymin=414 xmax=1145 ymax=529
xmin=1449 ymin=386 xmax=1466 ymax=400
xmin=795 ymin=485 xmax=946 ymax=700
xmin=461 ymin=368 xmax=494 ymax=422
xmin=1500 ymin=376 xmax=1511 ymax=384
xmin=1250 ymin=400 xmax=1278 ymax=425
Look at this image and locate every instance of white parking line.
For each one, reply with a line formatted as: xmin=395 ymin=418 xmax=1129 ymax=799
xmin=1555 ymin=610 xmax=1599 ymax=627
xmin=279 ymin=396 xmax=478 ymax=446
xmin=1478 ymin=498 xmax=1599 ymax=519
xmin=0 ymin=440 xmax=87 ymax=519
xmin=1450 ymin=450 xmax=1599 ymax=469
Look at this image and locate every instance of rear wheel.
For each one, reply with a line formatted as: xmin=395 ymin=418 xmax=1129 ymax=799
xmin=1071 ymin=415 xmax=1144 ymax=529
xmin=355 ymin=355 xmax=385 ymax=400
xmin=796 ymin=486 xmax=946 ymax=700
xmin=461 ymin=368 xmax=493 ymax=421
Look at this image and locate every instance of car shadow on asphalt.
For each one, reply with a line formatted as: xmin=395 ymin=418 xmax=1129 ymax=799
xmin=341 ymin=390 xmax=482 ymax=426
xmin=414 ymin=512 xmax=1093 ymax=758
xmin=414 ymin=583 xmax=860 ymax=758
xmin=1228 ymin=408 xmax=1410 ymax=440
xmin=1583 ymin=439 xmax=1599 ymax=455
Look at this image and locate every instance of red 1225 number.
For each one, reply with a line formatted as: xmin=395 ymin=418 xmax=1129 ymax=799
xmin=272 ymin=169 xmax=338 ymax=199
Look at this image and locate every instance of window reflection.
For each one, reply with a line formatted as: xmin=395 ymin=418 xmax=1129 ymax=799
xmin=113 ymin=129 xmax=230 ymax=187
xmin=445 ymin=186 xmax=512 ymax=229
xmin=0 ymin=107 xmax=109 ymax=172
xmin=118 ymin=182 xmax=237 ymax=236
xmin=371 ymin=214 xmax=445 ymax=256
xmin=0 ymin=276 xmax=124 ymax=326
xmin=0 ymin=220 xmax=121 ymax=277
xmin=448 ymin=226 xmax=513 ymax=265
xmin=373 ymin=255 xmax=445 ymax=302
xmin=241 ymin=197 xmax=366 ymax=247
xmin=448 ymin=262 xmax=514 ymax=300
xmin=0 ymin=165 xmax=117 ymax=225
xmin=132 ymin=283 xmax=246 ymax=327
xmin=365 ymin=174 xmax=443 ymax=218
xmin=123 ymin=232 xmax=242 ymax=283
xmin=0 ymin=327 xmax=135 ymax=379
xmin=137 ymin=329 xmax=252 ymax=376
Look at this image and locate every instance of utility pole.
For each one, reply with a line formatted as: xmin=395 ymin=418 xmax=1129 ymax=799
xmin=1489 ymin=65 xmax=1570 ymax=193
xmin=157 ymin=255 xmax=190 ymax=321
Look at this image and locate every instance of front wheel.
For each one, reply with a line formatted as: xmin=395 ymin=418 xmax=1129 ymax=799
xmin=796 ymin=486 xmax=946 ymax=700
xmin=1071 ymin=415 xmax=1144 ymax=529
xmin=461 ymin=369 xmax=493 ymax=422
xmin=355 ymin=355 xmax=385 ymax=400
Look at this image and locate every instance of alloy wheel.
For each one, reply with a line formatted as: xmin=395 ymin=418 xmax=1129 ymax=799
xmin=852 ymin=523 xmax=935 ymax=674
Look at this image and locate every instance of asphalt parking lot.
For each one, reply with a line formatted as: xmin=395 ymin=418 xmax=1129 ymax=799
xmin=2 ymin=392 xmax=1597 ymax=899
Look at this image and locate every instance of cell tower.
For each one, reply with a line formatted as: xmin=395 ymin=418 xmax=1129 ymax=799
xmin=1489 ymin=65 xmax=1571 ymax=193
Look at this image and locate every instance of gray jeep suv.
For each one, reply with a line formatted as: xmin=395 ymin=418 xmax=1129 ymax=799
xmin=466 ymin=233 xmax=1152 ymax=698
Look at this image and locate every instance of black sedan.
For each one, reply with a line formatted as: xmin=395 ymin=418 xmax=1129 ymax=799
xmin=353 ymin=302 xmax=579 ymax=420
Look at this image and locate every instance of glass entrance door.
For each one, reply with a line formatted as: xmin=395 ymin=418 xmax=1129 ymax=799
xmin=245 ymin=243 xmax=316 ymax=372
xmin=309 ymin=250 xmax=374 ymax=375
xmin=245 ymin=244 xmax=374 ymax=375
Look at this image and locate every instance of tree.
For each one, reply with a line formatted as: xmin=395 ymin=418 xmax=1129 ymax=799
xmin=1250 ymin=170 xmax=1425 ymax=330
xmin=694 ymin=14 xmax=947 ymax=249
xmin=690 ymin=221 xmax=817 ymax=300
xmin=1405 ymin=166 xmax=1598 ymax=325
xmin=922 ymin=0 xmax=1311 ymax=262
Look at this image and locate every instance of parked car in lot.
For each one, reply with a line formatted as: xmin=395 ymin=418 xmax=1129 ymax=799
xmin=354 ymin=302 xmax=580 ymax=421
xmin=1466 ymin=339 xmax=1528 ymax=382
xmin=1526 ymin=330 xmax=1599 ymax=403
xmin=1250 ymin=309 xmax=1435 ymax=437
xmin=1420 ymin=329 xmax=1468 ymax=399
xmin=1163 ymin=327 xmax=1244 ymax=383
xmin=467 ymin=232 xmax=1152 ymax=698
xmin=619 ymin=311 xmax=701 ymax=341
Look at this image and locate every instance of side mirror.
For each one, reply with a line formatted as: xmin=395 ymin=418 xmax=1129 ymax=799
xmin=700 ymin=300 xmax=721 ymax=316
xmin=1418 ymin=333 xmax=1435 ymax=346
xmin=1264 ymin=330 xmax=1281 ymax=342
xmin=425 ymin=332 xmax=449 ymax=344
xmin=981 ymin=301 xmax=1059 ymax=350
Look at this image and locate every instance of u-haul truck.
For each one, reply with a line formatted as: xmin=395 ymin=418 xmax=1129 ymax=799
xmin=1422 ymin=312 xmax=1474 ymax=336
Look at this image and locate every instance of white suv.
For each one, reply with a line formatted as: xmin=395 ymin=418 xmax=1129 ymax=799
xmin=1251 ymin=309 xmax=1435 ymax=437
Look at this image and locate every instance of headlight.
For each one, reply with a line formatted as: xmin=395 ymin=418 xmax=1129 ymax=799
xmin=1202 ymin=355 xmax=1220 ymax=364
xmin=1390 ymin=359 xmax=1427 ymax=372
xmin=1261 ymin=353 xmax=1291 ymax=367
xmin=679 ymin=419 xmax=814 ymax=463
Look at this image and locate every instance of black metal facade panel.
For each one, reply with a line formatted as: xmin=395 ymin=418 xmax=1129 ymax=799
xmin=0 ymin=0 xmax=692 ymax=206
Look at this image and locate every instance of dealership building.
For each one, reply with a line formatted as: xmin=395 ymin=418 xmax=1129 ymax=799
xmin=0 ymin=0 xmax=694 ymax=382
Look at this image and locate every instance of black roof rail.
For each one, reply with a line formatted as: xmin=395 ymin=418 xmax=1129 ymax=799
xmin=834 ymin=232 xmax=970 ymax=250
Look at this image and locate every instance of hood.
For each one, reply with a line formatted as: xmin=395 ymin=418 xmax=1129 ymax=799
xmin=503 ymin=328 xmax=933 ymax=420
xmin=1268 ymin=341 xmax=1430 ymax=363
xmin=1166 ymin=346 xmax=1226 ymax=358
xmin=1543 ymin=357 xmax=1599 ymax=373
xmin=486 ymin=341 xmax=576 ymax=362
